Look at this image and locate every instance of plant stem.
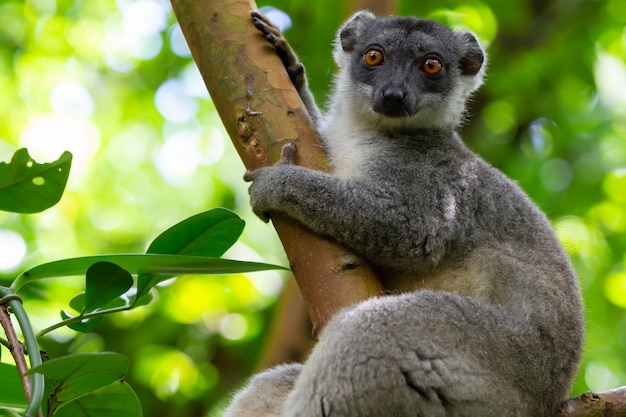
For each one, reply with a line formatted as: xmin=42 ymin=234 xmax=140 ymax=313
xmin=0 ymin=304 xmax=32 ymax=398
xmin=9 ymin=301 xmax=44 ymax=417
xmin=0 ymin=288 xmax=43 ymax=417
xmin=36 ymin=305 xmax=131 ymax=338
xmin=1 ymin=335 xmax=11 ymax=349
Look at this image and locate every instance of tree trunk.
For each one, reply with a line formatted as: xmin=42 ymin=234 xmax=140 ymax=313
xmin=170 ymin=0 xmax=383 ymax=336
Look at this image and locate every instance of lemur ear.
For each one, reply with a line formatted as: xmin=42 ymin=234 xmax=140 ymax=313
xmin=458 ymin=32 xmax=485 ymax=76
xmin=339 ymin=10 xmax=376 ymax=52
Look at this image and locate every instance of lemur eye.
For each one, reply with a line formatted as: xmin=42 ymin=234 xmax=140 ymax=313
xmin=422 ymin=57 xmax=443 ymax=75
xmin=364 ymin=49 xmax=384 ymax=66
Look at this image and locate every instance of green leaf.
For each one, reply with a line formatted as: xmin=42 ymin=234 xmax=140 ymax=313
xmin=131 ymin=292 xmax=153 ymax=308
xmin=52 ymin=382 xmax=142 ymax=417
xmin=84 ymin=262 xmax=133 ymax=313
xmin=69 ymin=293 xmax=86 ymax=312
xmin=60 ymin=310 xmax=104 ymax=333
xmin=61 ymin=292 xmax=128 ymax=332
xmin=0 ymin=408 xmax=22 ymax=417
xmin=69 ymin=293 xmax=127 ymax=313
xmin=147 ymin=208 xmax=244 ymax=257
xmin=136 ymin=208 xmax=246 ymax=301
xmin=12 ymin=254 xmax=286 ymax=291
xmin=29 ymin=352 xmax=128 ymax=415
xmin=0 ymin=148 xmax=72 ymax=214
xmin=0 ymin=363 xmax=27 ymax=408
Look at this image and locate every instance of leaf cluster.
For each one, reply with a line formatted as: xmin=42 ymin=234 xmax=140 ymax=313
xmin=0 ymin=149 xmax=285 ymax=416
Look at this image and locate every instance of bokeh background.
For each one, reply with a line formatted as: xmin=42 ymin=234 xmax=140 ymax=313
xmin=0 ymin=0 xmax=625 ymax=416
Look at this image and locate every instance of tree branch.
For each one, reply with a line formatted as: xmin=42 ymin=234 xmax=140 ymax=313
xmin=0 ymin=303 xmax=33 ymax=403
xmin=256 ymin=279 xmax=312 ymax=370
xmin=170 ymin=0 xmax=383 ymax=335
xmin=0 ymin=289 xmax=44 ymax=417
xmin=557 ymin=387 xmax=626 ymax=417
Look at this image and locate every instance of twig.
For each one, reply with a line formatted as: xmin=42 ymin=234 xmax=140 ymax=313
xmin=36 ymin=304 xmax=131 ymax=338
xmin=0 ymin=303 xmax=33 ymax=402
xmin=0 ymin=288 xmax=44 ymax=417
xmin=1 ymin=335 xmax=12 ymax=350
xmin=558 ymin=386 xmax=626 ymax=417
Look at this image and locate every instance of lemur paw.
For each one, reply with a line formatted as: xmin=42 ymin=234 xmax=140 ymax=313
xmin=251 ymin=10 xmax=307 ymax=90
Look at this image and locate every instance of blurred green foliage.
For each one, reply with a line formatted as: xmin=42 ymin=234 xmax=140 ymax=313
xmin=0 ymin=0 xmax=624 ymax=416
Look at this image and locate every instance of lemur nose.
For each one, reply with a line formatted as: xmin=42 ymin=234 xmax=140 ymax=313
xmin=382 ymin=87 xmax=406 ymax=103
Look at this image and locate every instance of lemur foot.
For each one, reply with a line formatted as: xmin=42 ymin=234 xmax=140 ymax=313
xmin=279 ymin=141 xmax=298 ymax=164
xmin=243 ymin=142 xmax=298 ymax=223
xmin=243 ymin=141 xmax=297 ymax=181
xmin=251 ymin=10 xmax=307 ymax=90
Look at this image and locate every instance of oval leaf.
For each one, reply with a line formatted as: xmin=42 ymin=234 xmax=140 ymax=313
xmin=60 ymin=310 xmax=104 ymax=333
xmin=84 ymin=262 xmax=133 ymax=313
xmin=52 ymin=381 xmax=141 ymax=417
xmin=30 ymin=352 xmax=128 ymax=414
xmin=131 ymin=292 xmax=153 ymax=308
xmin=0 ymin=148 xmax=72 ymax=214
xmin=0 ymin=363 xmax=27 ymax=408
xmin=135 ymin=208 xmax=246 ymax=301
xmin=147 ymin=208 xmax=244 ymax=257
xmin=69 ymin=293 xmax=127 ymax=314
xmin=69 ymin=293 xmax=86 ymax=313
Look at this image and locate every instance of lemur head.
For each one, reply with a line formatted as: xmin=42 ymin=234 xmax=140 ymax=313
xmin=333 ymin=11 xmax=486 ymax=130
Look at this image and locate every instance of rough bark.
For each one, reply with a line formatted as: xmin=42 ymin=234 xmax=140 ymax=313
xmin=256 ymin=279 xmax=312 ymax=370
xmin=170 ymin=0 xmax=383 ymax=335
xmin=0 ymin=304 xmax=32 ymax=402
xmin=557 ymin=387 xmax=626 ymax=417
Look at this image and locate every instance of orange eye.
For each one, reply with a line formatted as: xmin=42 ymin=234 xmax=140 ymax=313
xmin=364 ymin=49 xmax=384 ymax=66
xmin=422 ymin=58 xmax=442 ymax=75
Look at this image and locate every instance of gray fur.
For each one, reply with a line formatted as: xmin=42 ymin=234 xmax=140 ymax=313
xmin=230 ymin=10 xmax=584 ymax=417
xmin=223 ymin=364 xmax=301 ymax=417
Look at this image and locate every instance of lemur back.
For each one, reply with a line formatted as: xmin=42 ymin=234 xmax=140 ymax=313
xmin=224 ymin=10 xmax=584 ymax=417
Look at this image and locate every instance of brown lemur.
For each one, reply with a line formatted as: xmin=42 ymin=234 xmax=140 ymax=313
xmin=224 ymin=10 xmax=584 ymax=417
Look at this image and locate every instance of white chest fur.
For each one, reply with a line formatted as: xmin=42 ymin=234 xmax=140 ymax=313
xmin=319 ymin=113 xmax=380 ymax=179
